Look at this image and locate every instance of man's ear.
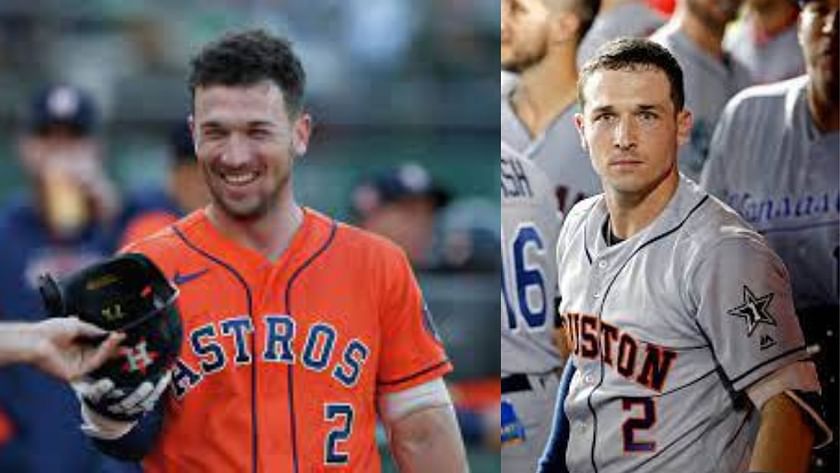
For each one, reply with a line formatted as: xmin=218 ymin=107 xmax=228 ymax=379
xmin=574 ymin=113 xmax=588 ymax=152
xmin=188 ymin=115 xmax=198 ymax=155
xmin=675 ymin=109 xmax=693 ymax=147
xmin=292 ymin=113 xmax=312 ymax=157
xmin=549 ymin=10 xmax=581 ymax=45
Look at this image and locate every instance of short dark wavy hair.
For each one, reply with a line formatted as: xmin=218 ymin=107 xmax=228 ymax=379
xmin=578 ymin=37 xmax=685 ymax=112
xmin=189 ymin=29 xmax=306 ymax=115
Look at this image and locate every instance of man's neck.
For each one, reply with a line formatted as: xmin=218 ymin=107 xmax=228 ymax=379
xmin=207 ymin=191 xmax=304 ymax=262
xmin=510 ymin=49 xmax=579 ymax=137
xmin=672 ymin=8 xmax=726 ymax=58
xmin=807 ymin=81 xmax=840 ymax=133
xmin=604 ymin=170 xmax=679 ymax=240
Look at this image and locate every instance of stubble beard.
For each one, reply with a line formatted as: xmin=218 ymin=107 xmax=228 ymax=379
xmin=501 ymin=40 xmax=548 ymax=74
xmin=207 ymin=168 xmax=289 ymax=223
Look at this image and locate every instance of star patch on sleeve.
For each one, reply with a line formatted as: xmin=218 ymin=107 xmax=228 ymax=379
xmin=727 ymin=286 xmax=777 ymax=337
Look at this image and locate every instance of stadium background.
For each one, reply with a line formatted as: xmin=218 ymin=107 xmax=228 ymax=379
xmin=0 ymin=0 xmax=500 ymax=471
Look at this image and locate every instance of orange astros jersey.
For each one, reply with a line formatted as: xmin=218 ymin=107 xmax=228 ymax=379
xmin=123 ymin=207 xmax=452 ymax=472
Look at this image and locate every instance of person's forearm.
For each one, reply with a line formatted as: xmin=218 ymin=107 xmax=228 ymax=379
xmin=0 ymin=323 xmax=37 ymax=366
xmin=388 ymin=404 xmax=469 ymax=473
xmin=749 ymin=393 xmax=814 ymax=473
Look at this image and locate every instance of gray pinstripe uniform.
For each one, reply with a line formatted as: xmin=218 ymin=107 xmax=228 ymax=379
xmin=501 ymin=93 xmax=602 ymax=215
xmin=701 ymin=76 xmax=840 ymax=311
xmin=558 ymin=176 xmax=810 ymax=473
xmin=723 ymin=15 xmax=805 ymax=85
xmin=501 ymin=143 xmax=565 ymax=472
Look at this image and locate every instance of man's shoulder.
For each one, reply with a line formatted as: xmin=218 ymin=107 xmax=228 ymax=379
xmin=121 ymin=210 xmax=203 ymax=260
xmin=560 ymin=194 xmax=603 ymax=238
xmin=333 ymin=218 xmax=408 ymax=265
xmin=566 ymin=194 xmax=602 ymax=220
xmin=680 ymin=191 xmax=768 ymax=257
xmin=725 ymin=75 xmax=807 ymax=118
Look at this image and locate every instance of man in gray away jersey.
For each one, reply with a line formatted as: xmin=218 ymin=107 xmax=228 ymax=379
xmin=702 ymin=1 xmax=839 ymax=469
xmin=501 ymin=0 xmax=602 ymax=215
xmin=500 ymin=141 xmax=565 ymax=472
xmin=576 ymin=0 xmax=666 ymax=69
xmin=650 ymin=0 xmax=753 ymax=181
xmin=724 ymin=0 xmax=806 ymax=84
xmin=545 ymin=38 xmax=830 ymax=473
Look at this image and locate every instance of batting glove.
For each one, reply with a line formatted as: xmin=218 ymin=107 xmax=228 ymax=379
xmin=73 ymin=371 xmax=171 ymax=439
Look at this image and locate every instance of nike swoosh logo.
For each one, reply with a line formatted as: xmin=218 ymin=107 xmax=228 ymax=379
xmin=173 ymin=268 xmax=210 ymax=286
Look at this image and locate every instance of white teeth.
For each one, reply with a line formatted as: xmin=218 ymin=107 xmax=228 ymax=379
xmin=222 ymin=172 xmax=257 ymax=185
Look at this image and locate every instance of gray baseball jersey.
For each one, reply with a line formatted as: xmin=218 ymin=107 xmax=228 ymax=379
xmin=501 ymin=93 xmax=602 ymax=214
xmin=501 ymin=143 xmax=565 ymax=472
xmin=557 ymin=176 xmax=810 ymax=473
xmin=501 ymin=141 xmax=564 ymax=374
xmin=651 ymin=27 xmax=753 ymax=181
xmin=577 ymin=2 xmax=666 ymax=70
xmin=724 ymin=14 xmax=805 ymax=85
xmin=701 ymin=76 xmax=840 ymax=311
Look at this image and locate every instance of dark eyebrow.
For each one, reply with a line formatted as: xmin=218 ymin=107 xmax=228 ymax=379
xmin=637 ymin=104 xmax=664 ymax=112
xmin=247 ymin=121 xmax=276 ymax=129
xmin=590 ymin=105 xmax=615 ymax=115
xmin=199 ymin=120 xmax=276 ymax=130
xmin=199 ymin=121 xmax=226 ymax=131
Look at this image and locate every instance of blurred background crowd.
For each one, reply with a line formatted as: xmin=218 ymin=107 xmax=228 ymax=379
xmin=0 ymin=1 xmax=500 ymax=472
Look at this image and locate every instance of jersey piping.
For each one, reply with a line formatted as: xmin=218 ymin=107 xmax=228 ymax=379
xmin=172 ymin=225 xmax=259 ymax=473
xmin=586 ymin=194 xmax=710 ymax=472
xmin=284 ymin=219 xmax=338 ymax=473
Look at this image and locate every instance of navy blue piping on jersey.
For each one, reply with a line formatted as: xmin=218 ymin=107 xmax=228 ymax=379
xmin=582 ymin=219 xmax=593 ymax=265
xmin=729 ymin=345 xmax=808 ymax=386
xmin=284 ymin=219 xmax=338 ymax=473
xmin=721 ymin=404 xmax=753 ymax=452
xmin=586 ymin=195 xmax=709 ymax=473
xmin=655 ymin=367 xmax=716 ymax=396
xmin=379 ymin=359 xmax=451 ymax=387
xmin=173 ymin=226 xmax=259 ymax=473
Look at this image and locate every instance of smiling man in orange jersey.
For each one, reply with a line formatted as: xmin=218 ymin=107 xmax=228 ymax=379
xmin=73 ymin=30 xmax=468 ymax=472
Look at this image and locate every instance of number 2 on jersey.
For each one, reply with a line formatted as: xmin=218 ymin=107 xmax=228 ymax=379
xmin=502 ymin=224 xmax=548 ymax=331
xmin=324 ymin=403 xmax=354 ymax=465
xmin=622 ymin=397 xmax=656 ymax=453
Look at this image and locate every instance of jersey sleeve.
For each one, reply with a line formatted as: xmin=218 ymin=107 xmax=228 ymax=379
xmin=690 ymin=235 xmax=809 ymax=392
xmin=376 ymin=248 xmax=452 ymax=394
xmin=119 ymin=211 xmax=179 ymax=249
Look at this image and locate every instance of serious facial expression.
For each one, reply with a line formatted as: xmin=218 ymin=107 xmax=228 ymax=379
xmin=575 ymin=68 xmax=692 ymax=198
xmin=799 ymin=0 xmax=839 ymax=103
xmin=501 ymin=0 xmax=552 ymax=73
xmin=191 ymin=81 xmax=309 ymax=221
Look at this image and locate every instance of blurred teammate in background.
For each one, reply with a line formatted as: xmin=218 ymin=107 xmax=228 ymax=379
xmin=119 ymin=122 xmax=209 ymax=247
xmin=576 ymin=0 xmax=666 ymax=68
xmin=500 ymin=141 xmax=565 ymax=471
xmin=501 ymin=0 xmax=602 ymax=215
xmin=724 ymin=0 xmax=806 ymax=84
xmin=352 ymin=163 xmax=449 ymax=270
xmin=0 ymin=84 xmax=137 ymax=473
xmin=651 ymin=0 xmax=752 ymax=181
xmin=701 ymin=1 xmax=839 ymax=469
